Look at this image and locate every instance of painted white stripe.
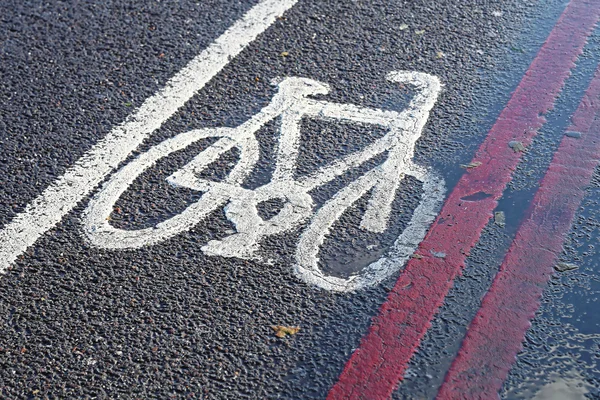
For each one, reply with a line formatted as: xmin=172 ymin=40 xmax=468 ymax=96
xmin=0 ymin=0 xmax=298 ymax=273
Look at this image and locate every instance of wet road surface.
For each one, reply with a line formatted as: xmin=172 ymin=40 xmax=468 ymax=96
xmin=0 ymin=0 xmax=599 ymax=398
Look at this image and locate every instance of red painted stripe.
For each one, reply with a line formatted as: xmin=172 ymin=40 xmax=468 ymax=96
xmin=328 ymin=1 xmax=600 ymax=398
xmin=437 ymin=64 xmax=600 ymax=400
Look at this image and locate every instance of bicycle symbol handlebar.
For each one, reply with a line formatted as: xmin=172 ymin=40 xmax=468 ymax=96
xmin=82 ymin=70 xmax=446 ymax=292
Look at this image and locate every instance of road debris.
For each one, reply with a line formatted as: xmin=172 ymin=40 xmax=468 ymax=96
xmin=460 ymin=161 xmax=482 ymax=169
xmin=494 ymin=211 xmax=506 ymax=227
xmin=430 ymin=250 xmax=446 ymax=259
xmin=508 ymin=141 xmax=526 ymax=152
xmin=565 ymin=131 xmax=582 ymax=138
xmin=554 ymin=262 xmax=579 ymax=272
xmin=272 ymin=325 xmax=300 ymax=338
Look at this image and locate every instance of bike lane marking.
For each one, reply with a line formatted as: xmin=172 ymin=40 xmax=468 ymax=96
xmin=328 ymin=0 xmax=600 ymax=398
xmin=80 ymin=72 xmax=446 ymax=293
xmin=0 ymin=0 xmax=297 ymax=273
xmin=437 ymin=63 xmax=600 ymax=400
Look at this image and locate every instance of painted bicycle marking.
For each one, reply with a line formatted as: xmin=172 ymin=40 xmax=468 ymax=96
xmin=0 ymin=0 xmax=444 ymax=292
xmin=83 ymin=71 xmax=445 ymax=292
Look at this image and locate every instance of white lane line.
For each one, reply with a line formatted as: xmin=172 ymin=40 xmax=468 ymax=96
xmin=0 ymin=0 xmax=298 ymax=273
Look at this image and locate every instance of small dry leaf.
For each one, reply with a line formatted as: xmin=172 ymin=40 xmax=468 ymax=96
xmin=554 ymin=262 xmax=579 ymax=272
xmin=431 ymin=250 xmax=446 ymax=259
xmin=415 ymin=29 xmax=426 ymax=35
xmin=399 ymin=24 xmax=409 ymax=30
xmin=509 ymin=141 xmax=526 ymax=152
xmin=494 ymin=211 xmax=506 ymax=227
xmin=460 ymin=161 xmax=482 ymax=169
xmin=410 ymin=253 xmax=423 ymax=259
xmin=280 ymin=51 xmax=289 ymax=57
xmin=436 ymin=51 xmax=445 ymax=59
xmin=272 ymin=325 xmax=300 ymax=338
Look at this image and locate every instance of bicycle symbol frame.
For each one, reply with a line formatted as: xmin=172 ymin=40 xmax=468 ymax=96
xmin=82 ymin=70 xmax=445 ymax=292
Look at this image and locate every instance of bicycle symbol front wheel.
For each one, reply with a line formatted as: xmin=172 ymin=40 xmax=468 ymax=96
xmin=295 ymin=163 xmax=445 ymax=292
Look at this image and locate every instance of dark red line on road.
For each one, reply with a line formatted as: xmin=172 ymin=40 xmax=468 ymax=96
xmin=437 ymin=64 xmax=600 ymax=400
xmin=328 ymin=1 xmax=600 ymax=398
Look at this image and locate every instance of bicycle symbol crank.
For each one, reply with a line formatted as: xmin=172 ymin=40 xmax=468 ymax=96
xmin=82 ymin=71 xmax=446 ymax=292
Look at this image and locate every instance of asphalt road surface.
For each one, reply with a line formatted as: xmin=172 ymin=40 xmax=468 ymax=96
xmin=1 ymin=0 xmax=600 ymax=399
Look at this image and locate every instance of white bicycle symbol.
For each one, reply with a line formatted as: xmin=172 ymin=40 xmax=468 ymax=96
xmin=82 ymin=70 xmax=445 ymax=292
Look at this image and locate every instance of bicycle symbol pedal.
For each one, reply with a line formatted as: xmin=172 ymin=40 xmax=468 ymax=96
xmin=82 ymin=71 xmax=446 ymax=292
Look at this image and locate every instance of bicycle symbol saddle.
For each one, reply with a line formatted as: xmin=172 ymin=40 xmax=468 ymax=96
xmin=83 ymin=70 xmax=446 ymax=292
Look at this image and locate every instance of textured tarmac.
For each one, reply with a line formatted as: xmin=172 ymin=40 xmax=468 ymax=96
xmin=0 ymin=0 xmax=598 ymax=398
